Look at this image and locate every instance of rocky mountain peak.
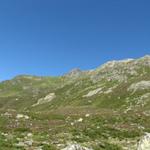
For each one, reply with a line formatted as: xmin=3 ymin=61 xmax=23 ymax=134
xmin=69 ymin=68 xmax=82 ymax=74
xmin=141 ymin=55 xmax=150 ymax=59
xmin=64 ymin=68 xmax=83 ymax=78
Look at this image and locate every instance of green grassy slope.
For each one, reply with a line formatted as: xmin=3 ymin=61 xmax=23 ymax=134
xmin=0 ymin=55 xmax=149 ymax=150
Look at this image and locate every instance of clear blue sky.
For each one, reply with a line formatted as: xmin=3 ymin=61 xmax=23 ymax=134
xmin=0 ymin=0 xmax=150 ymax=81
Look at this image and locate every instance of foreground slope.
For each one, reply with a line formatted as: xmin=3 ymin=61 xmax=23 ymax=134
xmin=0 ymin=55 xmax=150 ymax=150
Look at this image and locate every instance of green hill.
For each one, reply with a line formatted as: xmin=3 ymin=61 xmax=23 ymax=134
xmin=0 ymin=55 xmax=150 ymax=150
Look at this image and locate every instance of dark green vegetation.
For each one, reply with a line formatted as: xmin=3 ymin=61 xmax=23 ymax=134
xmin=0 ymin=55 xmax=150 ymax=149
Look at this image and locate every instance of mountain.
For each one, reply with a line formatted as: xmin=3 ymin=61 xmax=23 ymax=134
xmin=0 ymin=55 xmax=150 ymax=150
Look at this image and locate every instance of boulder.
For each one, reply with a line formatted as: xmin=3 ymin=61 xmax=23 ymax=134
xmin=137 ymin=133 xmax=150 ymax=150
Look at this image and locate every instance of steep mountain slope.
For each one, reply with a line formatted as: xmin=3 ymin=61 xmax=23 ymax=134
xmin=0 ymin=55 xmax=149 ymax=150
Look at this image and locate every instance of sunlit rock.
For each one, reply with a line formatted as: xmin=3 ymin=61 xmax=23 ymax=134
xmin=137 ymin=133 xmax=150 ymax=150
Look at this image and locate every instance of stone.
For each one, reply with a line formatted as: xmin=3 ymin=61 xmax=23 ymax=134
xmin=137 ymin=133 xmax=150 ymax=150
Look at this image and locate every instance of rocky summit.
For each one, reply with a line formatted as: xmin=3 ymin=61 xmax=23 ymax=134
xmin=0 ymin=55 xmax=150 ymax=150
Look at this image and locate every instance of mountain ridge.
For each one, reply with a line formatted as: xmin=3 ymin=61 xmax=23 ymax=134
xmin=1 ymin=55 xmax=149 ymax=83
xmin=0 ymin=55 xmax=150 ymax=150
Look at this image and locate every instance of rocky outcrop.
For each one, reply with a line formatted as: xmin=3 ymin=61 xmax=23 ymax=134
xmin=32 ymin=93 xmax=56 ymax=106
xmin=128 ymin=81 xmax=150 ymax=93
xmin=83 ymin=87 xmax=103 ymax=97
xmin=64 ymin=68 xmax=84 ymax=79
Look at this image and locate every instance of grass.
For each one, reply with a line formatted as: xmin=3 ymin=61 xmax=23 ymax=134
xmin=0 ymin=57 xmax=149 ymax=149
